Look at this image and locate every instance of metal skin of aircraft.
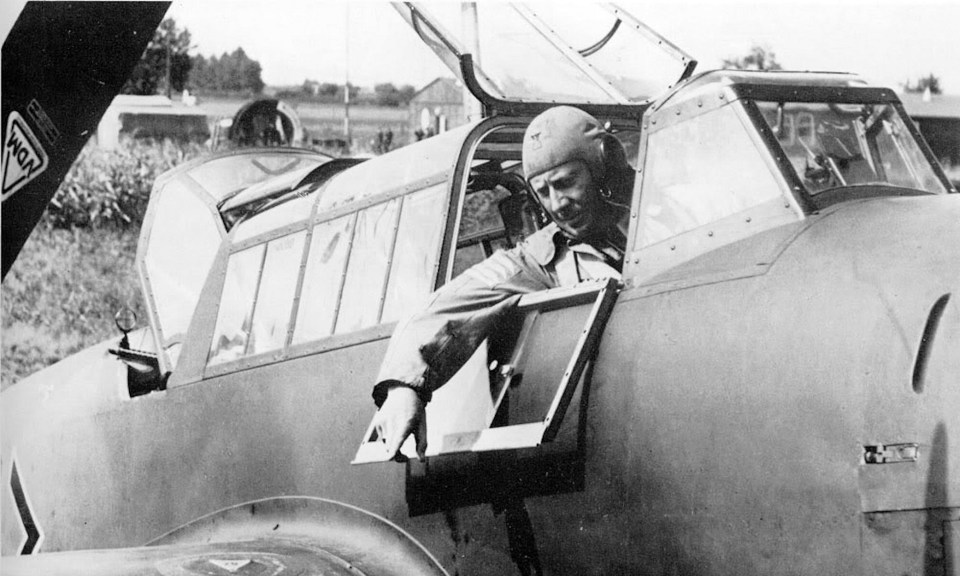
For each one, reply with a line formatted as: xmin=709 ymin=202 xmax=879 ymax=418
xmin=2 ymin=3 xmax=959 ymax=576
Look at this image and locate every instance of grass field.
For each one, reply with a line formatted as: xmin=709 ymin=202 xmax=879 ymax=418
xmin=1 ymin=228 xmax=144 ymax=389
xmin=1 ymin=137 xmax=199 ymax=389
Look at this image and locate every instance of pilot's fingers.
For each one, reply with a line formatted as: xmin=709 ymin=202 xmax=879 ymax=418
xmin=376 ymin=386 xmax=423 ymax=461
xmin=382 ymin=416 xmax=413 ymax=460
xmin=373 ymin=407 xmax=405 ymax=456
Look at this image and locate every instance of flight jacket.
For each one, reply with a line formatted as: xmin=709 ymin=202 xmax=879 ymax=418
xmin=372 ymin=222 xmax=623 ymax=407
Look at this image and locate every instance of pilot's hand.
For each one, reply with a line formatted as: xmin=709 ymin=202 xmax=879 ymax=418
xmin=372 ymin=385 xmax=427 ymax=462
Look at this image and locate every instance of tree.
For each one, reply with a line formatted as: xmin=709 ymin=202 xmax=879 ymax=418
xmin=317 ymin=82 xmax=340 ymax=98
xmin=189 ymin=48 xmax=265 ymax=95
xmin=374 ymin=83 xmax=402 ymax=106
xmin=123 ymin=18 xmax=193 ymax=96
xmin=722 ymin=45 xmax=783 ymax=71
xmin=903 ymin=74 xmax=943 ymax=95
xmin=238 ymin=51 xmax=265 ymax=95
xmin=373 ymin=83 xmax=418 ymax=107
xmin=398 ymin=84 xmax=416 ymax=105
xmin=337 ymin=84 xmax=361 ymax=102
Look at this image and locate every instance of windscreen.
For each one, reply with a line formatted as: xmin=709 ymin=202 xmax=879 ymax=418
xmin=756 ymin=101 xmax=947 ymax=196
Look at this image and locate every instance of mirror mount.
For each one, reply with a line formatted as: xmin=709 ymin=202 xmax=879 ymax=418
xmin=108 ymin=307 xmax=169 ymax=398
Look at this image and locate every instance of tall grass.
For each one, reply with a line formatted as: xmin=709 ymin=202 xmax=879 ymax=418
xmin=2 ymin=138 xmax=203 ymax=388
xmin=46 ymin=138 xmax=204 ymax=230
xmin=1 ymin=228 xmax=143 ymax=387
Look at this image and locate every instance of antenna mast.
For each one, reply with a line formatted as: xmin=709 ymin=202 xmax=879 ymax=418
xmin=344 ymin=5 xmax=352 ymax=150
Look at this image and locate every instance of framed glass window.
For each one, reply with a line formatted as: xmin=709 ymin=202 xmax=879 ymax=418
xmin=399 ymin=3 xmax=693 ymax=105
xmin=143 ymin=179 xmax=221 ymax=365
xmin=382 ymin=185 xmax=447 ymax=323
xmin=247 ymin=232 xmax=306 ymax=355
xmin=354 ymin=279 xmax=619 ymax=463
xmin=637 ymin=104 xmax=783 ymax=248
xmin=452 ymin=185 xmax=513 ymax=278
xmin=232 ymin=191 xmax=315 ymax=243
xmin=755 ymin=101 xmax=947 ymax=196
xmin=208 ymin=245 xmax=265 ymax=365
xmin=334 ymin=198 xmax=402 ymax=334
xmin=292 ymin=215 xmax=356 ymax=344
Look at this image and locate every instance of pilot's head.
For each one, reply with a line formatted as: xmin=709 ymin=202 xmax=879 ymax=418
xmin=522 ymin=106 xmax=628 ymax=242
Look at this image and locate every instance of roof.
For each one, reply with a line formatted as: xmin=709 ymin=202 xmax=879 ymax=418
xmin=898 ymin=92 xmax=960 ymax=120
xmin=411 ymin=77 xmax=462 ymax=104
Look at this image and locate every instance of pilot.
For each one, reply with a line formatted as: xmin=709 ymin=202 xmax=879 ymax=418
xmin=371 ymin=106 xmax=634 ymax=460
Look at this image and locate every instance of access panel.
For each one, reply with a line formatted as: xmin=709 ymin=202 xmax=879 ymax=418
xmin=353 ymin=277 xmax=619 ymax=463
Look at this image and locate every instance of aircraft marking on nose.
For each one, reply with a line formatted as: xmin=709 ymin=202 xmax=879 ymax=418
xmin=158 ymin=554 xmax=285 ymax=575
xmin=8 ymin=455 xmax=43 ymax=554
xmin=208 ymin=558 xmax=253 ymax=572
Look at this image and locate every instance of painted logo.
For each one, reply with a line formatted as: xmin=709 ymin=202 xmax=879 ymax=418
xmin=2 ymin=111 xmax=50 ymax=202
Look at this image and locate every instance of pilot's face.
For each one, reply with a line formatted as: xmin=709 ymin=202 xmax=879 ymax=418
xmin=529 ymin=160 xmax=603 ymax=241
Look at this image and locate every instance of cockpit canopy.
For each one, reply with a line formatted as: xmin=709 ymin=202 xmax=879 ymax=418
xmin=755 ymin=100 xmax=945 ymax=199
xmin=196 ymin=127 xmax=473 ymax=373
xmin=137 ymin=149 xmax=333 ymax=373
xmin=627 ymin=70 xmax=952 ymax=281
xmin=395 ymin=2 xmax=696 ymax=114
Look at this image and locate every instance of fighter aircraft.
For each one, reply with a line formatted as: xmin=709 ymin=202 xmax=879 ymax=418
xmin=2 ymin=2 xmax=958 ymax=575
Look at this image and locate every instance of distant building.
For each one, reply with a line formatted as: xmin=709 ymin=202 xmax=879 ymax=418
xmin=900 ymin=91 xmax=960 ymax=185
xmin=408 ymin=77 xmax=466 ymax=142
xmin=97 ymin=94 xmax=209 ymax=150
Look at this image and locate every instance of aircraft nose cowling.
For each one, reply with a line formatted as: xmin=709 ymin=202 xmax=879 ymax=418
xmin=787 ymin=194 xmax=960 ymax=574
xmin=797 ymin=194 xmax=959 ymax=494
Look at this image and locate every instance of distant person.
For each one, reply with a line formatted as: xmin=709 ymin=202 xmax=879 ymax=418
xmin=370 ymin=106 xmax=634 ymax=460
xmin=260 ymin=122 xmax=282 ymax=146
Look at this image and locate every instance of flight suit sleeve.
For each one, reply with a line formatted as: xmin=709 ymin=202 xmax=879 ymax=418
xmin=372 ymin=243 xmax=557 ymax=407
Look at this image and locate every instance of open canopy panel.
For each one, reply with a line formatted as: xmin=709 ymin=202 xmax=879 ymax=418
xmin=354 ymin=278 xmax=619 ymax=464
xmin=394 ymin=2 xmax=696 ymax=115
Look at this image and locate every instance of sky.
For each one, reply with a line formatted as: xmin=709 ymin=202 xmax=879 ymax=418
xmin=163 ymin=0 xmax=960 ymax=93
xmin=1 ymin=0 xmax=958 ymax=93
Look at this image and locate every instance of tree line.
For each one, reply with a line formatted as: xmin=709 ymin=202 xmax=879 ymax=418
xmin=125 ymin=21 xmax=945 ymax=103
xmin=191 ymin=49 xmax=265 ymax=95
xmin=123 ymin=18 xmax=419 ymax=106
xmin=276 ymin=81 xmax=417 ymax=107
xmin=122 ymin=18 xmax=268 ymax=97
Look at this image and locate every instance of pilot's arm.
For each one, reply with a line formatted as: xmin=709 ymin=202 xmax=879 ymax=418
xmin=371 ymin=230 xmax=560 ymax=460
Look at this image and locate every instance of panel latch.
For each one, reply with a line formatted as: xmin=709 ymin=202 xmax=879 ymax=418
xmin=863 ymin=443 xmax=919 ymax=464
